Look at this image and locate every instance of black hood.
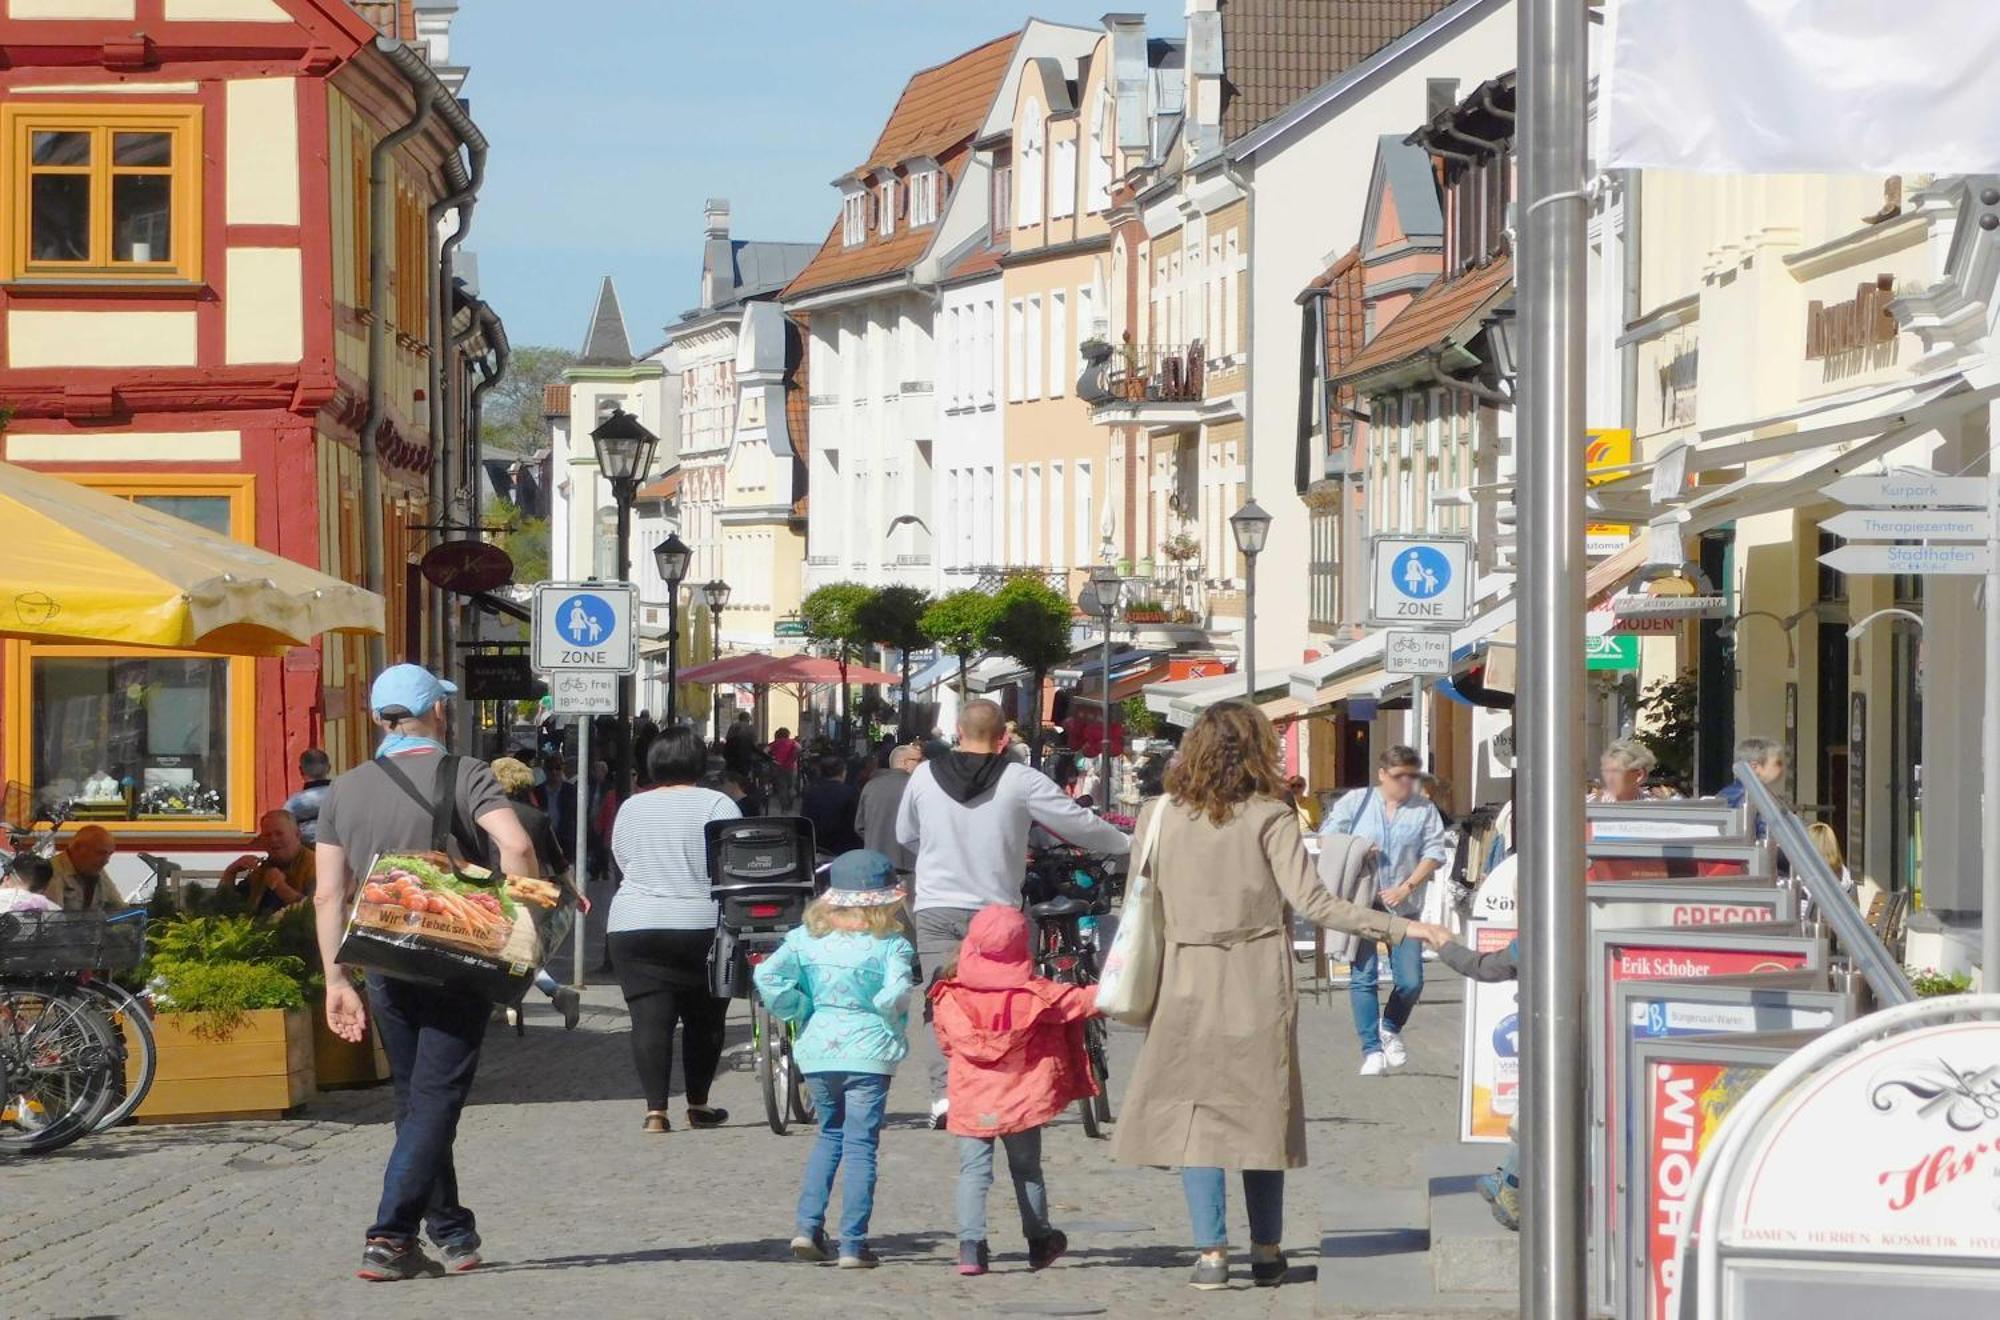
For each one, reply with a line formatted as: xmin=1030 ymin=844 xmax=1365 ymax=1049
xmin=931 ymin=750 xmax=1011 ymax=805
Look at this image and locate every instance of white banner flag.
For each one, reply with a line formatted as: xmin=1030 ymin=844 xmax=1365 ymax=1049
xmin=1602 ymin=0 xmax=2000 ymax=174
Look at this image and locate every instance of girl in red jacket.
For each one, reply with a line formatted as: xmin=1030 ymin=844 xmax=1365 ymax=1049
xmin=929 ymin=904 xmax=1101 ymax=1276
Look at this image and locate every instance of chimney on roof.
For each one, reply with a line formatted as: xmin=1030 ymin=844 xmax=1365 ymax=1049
xmin=1185 ymin=0 xmax=1222 ymax=159
xmin=701 ymin=199 xmax=734 ymax=313
xmin=1104 ymin=11 xmax=1150 ymax=153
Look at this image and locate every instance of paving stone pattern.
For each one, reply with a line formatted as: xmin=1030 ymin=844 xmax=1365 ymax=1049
xmin=3 ymin=961 xmax=1478 ymax=1319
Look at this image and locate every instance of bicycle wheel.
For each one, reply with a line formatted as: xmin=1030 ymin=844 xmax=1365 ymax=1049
xmin=77 ymin=982 xmax=155 ymax=1131
xmin=784 ymin=1025 xmax=814 ymax=1125
xmin=0 ymin=984 xmax=120 ymax=1154
xmin=1086 ymin=1017 xmax=1113 ymax=1125
xmin=752 ymin=997 xmax=789 ymax=1135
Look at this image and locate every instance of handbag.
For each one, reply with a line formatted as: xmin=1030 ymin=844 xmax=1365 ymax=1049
xmin=1095 ymin=799 xmax=1168 ymax=1026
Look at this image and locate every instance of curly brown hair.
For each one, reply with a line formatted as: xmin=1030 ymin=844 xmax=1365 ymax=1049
xmin=1164 ymin=702 xmax=1288 ymax=825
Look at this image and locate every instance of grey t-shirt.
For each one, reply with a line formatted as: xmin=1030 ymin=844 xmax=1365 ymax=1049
xmin=318 ymin=751 xmax=512 ymax=885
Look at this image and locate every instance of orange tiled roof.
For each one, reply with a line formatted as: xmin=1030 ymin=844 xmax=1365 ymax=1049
xmin=637 ymin=468 xmax=683 ymax=502
xmin=1221 ymin=0 xmax=1457 ymax=141
xmin=783 ymin=34 xmax=1016 ymax=301
xmin=944 ymin=243 xmax=1005 ymax=283
xmin=1334 ymin=253 xmax=1511 ymax=383
xmin=542 ymin=383 xmax=571 ymax=417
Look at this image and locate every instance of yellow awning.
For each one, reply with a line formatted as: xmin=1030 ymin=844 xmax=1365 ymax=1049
xmin=0 ymin=459 xmax=383 ymax=655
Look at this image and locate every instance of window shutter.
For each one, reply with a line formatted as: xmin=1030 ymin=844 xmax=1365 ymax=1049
xmin=865 ymin=191 xmax=880 ymax=229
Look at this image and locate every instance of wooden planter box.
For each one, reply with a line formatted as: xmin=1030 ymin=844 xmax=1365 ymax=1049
xmin=312 ymin=1009 xmax=391 ymax=1089
xmin=135 ymin=1007 xmax=315 ymax=1124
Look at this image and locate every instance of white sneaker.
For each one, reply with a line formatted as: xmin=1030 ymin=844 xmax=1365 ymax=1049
xmin=1359 ymin=1051 xmax=1387 ymax=1077
xmin=928 ymin=1098 xmax=950 ymax=1130
xmin=1380 ymin=1028 xmax=1409 ymax=1069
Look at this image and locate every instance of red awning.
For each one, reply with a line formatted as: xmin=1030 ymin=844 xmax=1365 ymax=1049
xmin=677 ymin=652 xmax=779 ymax=685
xmin=675 ymin=652 xmax=902 ymax=688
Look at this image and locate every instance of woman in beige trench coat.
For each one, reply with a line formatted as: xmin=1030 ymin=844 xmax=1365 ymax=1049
xmin=1110 ymin=704 xmax=1450 ymax=1290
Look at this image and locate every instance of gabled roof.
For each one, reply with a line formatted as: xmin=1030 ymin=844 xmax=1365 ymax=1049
xmin=578 ymin=277 xmax=633 ymax=366
xmin=1333 ymin=252 xmax=1511 ymax=385
xmin=784 ymin=33 xmax=1017 ymax=303
xmin=1305 ymin=246 xmax=1366 ymax=376
xmin=1369 ymin=133 xmax=1443 ymax=246
xmin=1219 ymin=0 xmax=1457 ymax=142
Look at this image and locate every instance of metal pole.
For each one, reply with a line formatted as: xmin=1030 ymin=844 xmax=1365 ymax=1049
xmin=1100 ymin=611 xmax=1114 ymax=816
xmin=1518 ymin=0 xmax=1590 ymax=1313
xmin=1985 ymin=463 xmax=2000 ymax=983
xmin=1243 ymin=552 xmax=1259 ymax=701
xmin=615 ymin=485 xmax=634 ymax=804
xmin=665 ymin=589 xmax=680 ymax=728
xmin=1411 ymin=674 xmax=1427 ymax=769
xmin=572 ymin=715 xmax=589 ymax=989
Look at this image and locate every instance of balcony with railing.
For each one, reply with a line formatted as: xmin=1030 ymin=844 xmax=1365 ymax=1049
xmin=1080 ymin=337 xmax=1243 ymax=426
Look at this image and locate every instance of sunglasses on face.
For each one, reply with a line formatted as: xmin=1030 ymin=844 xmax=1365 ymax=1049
xmin=1385 ymin=770 xmax=1419 ymax=782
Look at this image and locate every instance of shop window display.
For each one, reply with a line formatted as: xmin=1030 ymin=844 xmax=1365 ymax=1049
xmin=31 ymin=656 xmax=229 ymax=820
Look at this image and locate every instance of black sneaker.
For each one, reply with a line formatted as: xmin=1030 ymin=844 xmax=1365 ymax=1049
xmin=552 ymin=985 xmax=581 ymax=1030
xmin=958 ymin=1240 xmax=990 ymax=1276
xmin=838 ymin=1247 xmax=880 ymax=1269
xmin=1249 ymin=1249 xmax=1286 ymax=1287
xmin=436 ymin=1239 xmax=483 ymax=1274
xmin=686 ymin=1105 xmax=729 ymax=1129
xmin=790 ymin=1228 xmax=831 ymax=1262
xmin=356 ymin=1238 xmax=440 ymax=1282
xmin=1027 ymin=1229 xmax=1068 ymax=1271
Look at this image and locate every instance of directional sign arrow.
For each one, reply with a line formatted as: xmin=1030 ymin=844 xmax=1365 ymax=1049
xmin=1824 ymin=472 xmax=1988 ymax=509
xmin=1818 ymin=542 xmax=1992 ymax=576
xmin=1820 ymin=508 xmax=1992 ymax=541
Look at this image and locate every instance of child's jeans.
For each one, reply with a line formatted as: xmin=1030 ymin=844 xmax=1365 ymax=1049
xmin=796 ymin=1072 xmax=892 ymax=1253
xmin=956 ymin=1127 xmax=1052 ymax=1243
xmin=1181 ymin=1166 xmax=1284 ymax=1249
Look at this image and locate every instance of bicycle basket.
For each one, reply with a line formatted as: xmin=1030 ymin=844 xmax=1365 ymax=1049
xmin=0 ymin=910 xmax=146 ymax=974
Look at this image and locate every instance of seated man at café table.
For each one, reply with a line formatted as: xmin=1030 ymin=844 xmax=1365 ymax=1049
xmin=221 ymin=809 xmax=314 ymax=913
xmin=45 ymin=824 xmax=125 ymax=912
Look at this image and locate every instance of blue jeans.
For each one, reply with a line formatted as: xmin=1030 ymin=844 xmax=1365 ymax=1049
xmin=1181 ymin=1167 xmax=1284 ymax=1250
xmin=1349 ymin=933 xmax=1424 ymax=1056
xmin=365 ymin=974 xmax=491 ymax=1247
xmin=796 ymin=1072 xmax=892 ymax=1253
xmin=957 ymin=1128 xmax=1052 ymax=1243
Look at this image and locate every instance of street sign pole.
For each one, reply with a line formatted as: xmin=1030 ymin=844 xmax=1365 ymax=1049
xmin=1412 ymin=674 xmax=1427 ymax=772
xmin=1519 ymin=0 xmax=1591 ymax=1313
xmin=1986 ymin=466 xmax=2000 ymax=983
xmin=573 ymin=715 xmax=589 ymax=990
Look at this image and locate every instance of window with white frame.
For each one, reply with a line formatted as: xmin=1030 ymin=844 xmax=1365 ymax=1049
xmin=979 ymin=466 xmax=996 ymax=564
xmin=1206 ymin=235 xmax=1222 ymax=353
xmin=1088 ymin=91 xmax=1113 ymax=212
xmin=1026 ymin=463 xmax=1043 ymax=565
xmin=1050 ymin=460 xmax=1067 ymax=568
xmin=1025 ymin=295 xmax=1043 ymax=399
xmin=1007 ymin=299 xmax=1025 ymax=402
xmin=1018 ymin=101 xmax=1045 ymax=226
xmin=979 ymin=299 xmax=996 ymax=405
xmin=842 ymin=190 xmax=866 ymax=247
xmin=1009 ymin=464 xmax=1026 ymax=564
xmin=1051 ymin=138 xmax=1076 ymax=219
xmin=879 ymin=178 xmax=896 ymax=236
xmin=1076 ymin=460 xmax=1093 ymax=566
xmin=909 ymin=168 xmax=941 ymax=226
xmin=1076 ymin=284 xmax=1096 ymax=373
xmin=1048 ymin=290 xmax=1067 ymax=398
xmin=1222 ymin=230 xmax=1240 ymax=358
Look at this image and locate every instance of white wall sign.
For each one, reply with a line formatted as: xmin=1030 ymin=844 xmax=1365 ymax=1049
xmin=549 ymin=671 xmax=618 ymax=714
xmin=1817 ymin=543 xmax=1991 ymax=577
xmin=1385 ymin=629 xmax=1452 ymax=676
xmin=1824 ymin=472 xmax=1987 ymax=509
xmin=1820 ymin=508 xmax=1990 ymax=541
xmin=532 ymin=581 xmax=638 ymax=674
xmin=1370 ymin=535 xmax=1472 ymax=627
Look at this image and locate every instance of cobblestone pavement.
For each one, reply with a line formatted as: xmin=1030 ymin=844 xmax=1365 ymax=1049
xmin=3 ymin=958 xmax=1473 ymax=1320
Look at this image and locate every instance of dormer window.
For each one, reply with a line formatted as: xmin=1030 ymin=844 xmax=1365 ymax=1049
xmin=908 ymin=166 xmax=943 ymax=227
xmin=841 ymin=187 xmax=866 ymax=247
xmin=1017 ymin=99 xmax=1045 ymax=227
xmin=879 ymin=178 xmax=897 ymax=236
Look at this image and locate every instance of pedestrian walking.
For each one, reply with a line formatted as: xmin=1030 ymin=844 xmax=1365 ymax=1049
xmin=285 ymin=747 xmax=333 ymax=847
xmin=312 ymin=664 xmax=539 ymax=1282
xmin=930 ymin=904 xmax=1097 ymax=1276
xmin=857 ymin=743 xmax=922 ymax=875
xmin=489 ymin=756 xmax=582 ymax=1030
xmin=752 ymin=850 xmax=916 ymax=1270
xmin=1110 ymin=704 xmax=1449 ymax=1290
xmin=607 ymin=728 xmax=740 ymax=1134
xmin=895 ymin=699 xmax=1130 ymax=1128
xmin=1431 ymin=930 xmax=1522 ymax=1230
xmin=1320 ymin=745 xmax=1451 ymax=1076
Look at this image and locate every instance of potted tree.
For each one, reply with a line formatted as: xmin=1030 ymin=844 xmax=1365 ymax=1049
xmin=136 ymin=915 xmax=318 ymax=1122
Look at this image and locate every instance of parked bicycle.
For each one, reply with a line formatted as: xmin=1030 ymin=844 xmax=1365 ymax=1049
xmin=1025 ymin=844 xmax=1119 ymax=1138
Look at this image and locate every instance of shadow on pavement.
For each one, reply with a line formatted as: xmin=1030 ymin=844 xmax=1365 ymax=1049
xmin=484 ymin=1230 xmax=953 ymax=1272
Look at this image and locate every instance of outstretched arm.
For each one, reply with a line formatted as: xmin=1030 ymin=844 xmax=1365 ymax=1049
xmin=1020 ymin=771 xmax=1132 ymax=856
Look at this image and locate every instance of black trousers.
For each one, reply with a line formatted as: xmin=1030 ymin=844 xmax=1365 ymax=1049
xmin=609 ymin=928 xmax=728 ymax=1111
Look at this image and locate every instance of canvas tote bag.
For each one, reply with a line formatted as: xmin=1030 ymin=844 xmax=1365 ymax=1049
xmin=1095 ymin=799 xmax=1168 ymax=1025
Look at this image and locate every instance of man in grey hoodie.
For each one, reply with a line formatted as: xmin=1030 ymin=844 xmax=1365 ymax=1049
xmin=896 ymin=698 xmax=1131 ymax=1126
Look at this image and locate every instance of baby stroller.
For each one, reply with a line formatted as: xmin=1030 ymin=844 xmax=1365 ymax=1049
xmin=705 ymin=816 xmax=821 ymax=1134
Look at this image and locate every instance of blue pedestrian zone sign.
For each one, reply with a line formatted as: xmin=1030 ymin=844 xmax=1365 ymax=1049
xmin=1370 ymin=535 xmax=1472 ymax=626
xmin=532 ymin=581 xmax=638 ymax=675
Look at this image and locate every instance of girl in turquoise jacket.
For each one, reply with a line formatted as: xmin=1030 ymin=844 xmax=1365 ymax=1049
xmin=752 ymin=850 xmax=914 ymax=1269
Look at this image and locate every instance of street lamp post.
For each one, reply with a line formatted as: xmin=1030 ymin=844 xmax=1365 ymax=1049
xmin=591 ymin=406 xmax=660 ymax=805
xmin=652 ymin=533 xmax=692 ymax=730
xmin=1078 ymin=566 xmax=1121 ymax=816
xmin=1230 ymin=499 xmax=1273 ymax=703
xmin=701 ymin=579 xmax=732 ymax=739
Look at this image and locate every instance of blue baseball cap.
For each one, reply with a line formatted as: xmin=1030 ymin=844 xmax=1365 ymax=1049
xmin=370 ymin=663 xmax=457 ymax=717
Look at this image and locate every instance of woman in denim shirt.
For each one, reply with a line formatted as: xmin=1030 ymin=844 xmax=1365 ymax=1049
xmin=753 ymin=850 xmax=915 ymax=1269
xmin=1320 ymin=745 xmax=1452 ymax=1076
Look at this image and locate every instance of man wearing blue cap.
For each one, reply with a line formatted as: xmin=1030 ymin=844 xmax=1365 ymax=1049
xmin=313 ymin=663 xmax=537 ymax=1282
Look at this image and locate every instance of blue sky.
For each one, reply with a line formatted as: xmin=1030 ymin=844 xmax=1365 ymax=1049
xmin=455 ymin=1 xmax=1183 ymax=352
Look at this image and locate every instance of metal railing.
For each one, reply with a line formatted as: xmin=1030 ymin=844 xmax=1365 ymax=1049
xmin=1106 ymin=340 xmax=1207 ymax=403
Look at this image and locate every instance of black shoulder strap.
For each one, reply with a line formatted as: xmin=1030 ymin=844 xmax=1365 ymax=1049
xmin=371 ymin=754 xmax=469 ymax=858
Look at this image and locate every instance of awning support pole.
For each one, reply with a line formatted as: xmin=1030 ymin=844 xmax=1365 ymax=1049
xmin=1518 ymin=0 xmax=1590 ymax=1315
xmin=1985 ymin=463 xmax=2000 ymax=983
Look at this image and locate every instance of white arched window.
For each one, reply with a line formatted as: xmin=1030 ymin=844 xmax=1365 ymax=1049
xmin=1017 ymin=98 xmax=1045 ymax=227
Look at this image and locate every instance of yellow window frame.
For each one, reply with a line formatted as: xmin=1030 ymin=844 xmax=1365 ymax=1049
xmin=0 ymin=103 xmax=203 ymax=284
xmin=4 ymin=474 xmax=258 ymax=836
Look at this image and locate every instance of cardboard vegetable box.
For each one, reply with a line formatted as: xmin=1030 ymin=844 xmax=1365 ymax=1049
xmin=337 ymin=851 xmax=575 ymax=1003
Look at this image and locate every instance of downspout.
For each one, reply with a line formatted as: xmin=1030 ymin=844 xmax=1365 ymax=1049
xmin=358 ymin=91 xmax=434 ymax=675
xmin=1620 ymin=171 xmax=1641 ymax=431
xmin=465 ymin=296 xmax=511 ymax=539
